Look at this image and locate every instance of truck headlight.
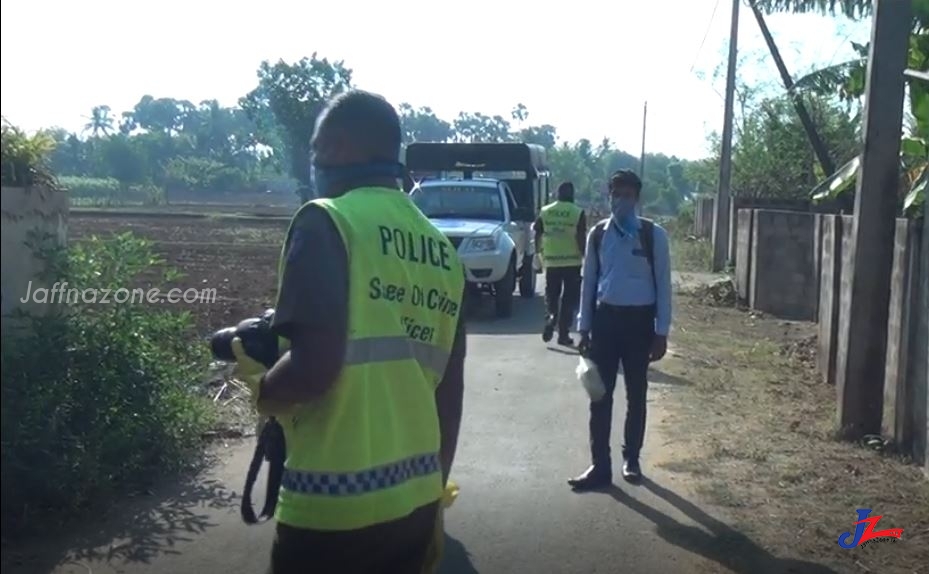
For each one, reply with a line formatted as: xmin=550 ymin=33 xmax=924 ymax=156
xmin=466 ymin=236 xmax=497 ymax=252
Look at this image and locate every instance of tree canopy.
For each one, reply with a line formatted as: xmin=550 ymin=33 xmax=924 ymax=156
xmin=32 ymin=51 xmax=877 ymax=215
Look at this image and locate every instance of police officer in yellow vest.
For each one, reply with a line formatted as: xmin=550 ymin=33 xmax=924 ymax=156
xmin=534 ymin=182 xmax=587 ymax=346
xmin=234 ymin=90 xmax=467 ymax=574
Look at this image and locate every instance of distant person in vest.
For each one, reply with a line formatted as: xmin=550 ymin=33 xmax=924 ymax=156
xmin=534 ymin=182 xmax=586 ymax=346
xmin=569 ymin=169 xmax=672 ymax=489
xmin=245 ymin=90 xmax=467 ymax=573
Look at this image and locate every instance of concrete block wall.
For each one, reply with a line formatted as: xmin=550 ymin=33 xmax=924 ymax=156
xmin=1 ymin=186 xmax=69 ymax=333
xmin=727 ymin=197 xmax=847 ymax=266
xmin=748 ymin=209 xmax=818 ymax=321
xmin=735 ymin=208 xmax=753 ymax=303
xmin=817 ymin=215 xmax=845 ymax=385
xmin=910 ymin=199 xmax=929 ymax=474
xmin=693 ymin=196 xmax=715 ymax=239
xmin=734 ymin=205 xmax=927 ymax=471
xmin=833 ymin=216 xmax=856 ymax=404
xmin=883 ymin=220 xmax=922 ymax=449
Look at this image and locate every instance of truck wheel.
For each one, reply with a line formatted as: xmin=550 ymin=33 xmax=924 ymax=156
xmin=518 ymin=255 xmax=536 ymax=298
xmin=494 ymin=261 xmax=515 ymax=318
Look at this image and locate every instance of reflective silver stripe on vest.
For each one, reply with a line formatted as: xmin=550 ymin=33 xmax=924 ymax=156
xmin=343 ymin=336 xmax=450 ymax=374
xmin=282 ymin=453 xmax=440 ymax=496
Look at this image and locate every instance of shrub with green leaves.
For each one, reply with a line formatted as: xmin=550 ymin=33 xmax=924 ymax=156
xmin=60 ymin=176 xmax=165 ymax=206
xmin=1 ymin=119 xmax=58 ymax=189
xmin=0 ymin=232 xmax=212 ymax=533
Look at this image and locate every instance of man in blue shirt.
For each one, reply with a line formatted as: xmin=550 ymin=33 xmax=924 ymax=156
xmin=568 ymin=169 xmax=672 ymax=489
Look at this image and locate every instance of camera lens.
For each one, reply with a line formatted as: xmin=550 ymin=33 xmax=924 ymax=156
xmin=210 ymin=327 xmax=239 ymax=361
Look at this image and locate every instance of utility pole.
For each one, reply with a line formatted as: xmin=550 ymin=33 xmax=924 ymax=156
xmin=639 ymin=101 xmax=648 ymax=177
xmin=749 ymin=0 xmax=836 ymax=177
xmin=712 ymin=0 xmax=740 ymax=272
xmin=835 ymin=0 xmax=911 ymax=439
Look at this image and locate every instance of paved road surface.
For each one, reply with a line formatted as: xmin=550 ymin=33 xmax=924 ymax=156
xmin=11 ymin=277 xmax=732 ymax=574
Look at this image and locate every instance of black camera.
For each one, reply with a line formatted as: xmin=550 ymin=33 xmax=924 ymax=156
xmin=209 ymin=308 xmax=286 ymax=525
xmin=210 ymin=308 xmax=279 ymax=369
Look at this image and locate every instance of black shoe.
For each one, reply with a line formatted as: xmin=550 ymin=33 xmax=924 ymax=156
xmin=622 ymin=459 xmax=642 ymax=483
xmin=567 ymin=465 xmax=612 ymax=491
xmin=558 ymin=334 xmax=574 ymax=346
xmin=542 ymin=320 xmax=555 ymax=343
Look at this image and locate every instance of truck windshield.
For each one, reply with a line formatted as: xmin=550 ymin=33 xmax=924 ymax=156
xmin=411 ymin=185 xmax=504 ymax=221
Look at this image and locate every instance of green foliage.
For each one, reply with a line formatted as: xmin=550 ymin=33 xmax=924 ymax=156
xmin=734 ymin=95 xmax=859 ymax=198
xmin=1 ymin=233 xmax=212 ymax=533
xmin=752 ymin=0 xmax=872 ymax=19
xmin=665 ymin=213 xmax=713 ymax=272
xmin=240 ymin=54 xmax=353 ymax=190
xmin=163 ymin=157 xmax=250 ymax=193
xmin=1 ymin=119 xmax=59 ymax=189
xmin=40 ymin=56 xmax=703 ymax=213
xmin=59 ymin=176 xmax=164 ymax=206
xmin=796 ymin=14 xmax=928 ymax=216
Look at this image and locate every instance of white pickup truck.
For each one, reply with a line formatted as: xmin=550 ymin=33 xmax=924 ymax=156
xmin=409 ymin=178 xmax=536 ymax=317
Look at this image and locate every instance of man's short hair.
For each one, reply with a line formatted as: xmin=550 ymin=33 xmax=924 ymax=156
xmin=557 ymin=182 xmax=575 ymax=196
xmin=317 ymin=90 xmax=402 ymax=161
xmin=610 ymin=169 xmax=643 ymax=194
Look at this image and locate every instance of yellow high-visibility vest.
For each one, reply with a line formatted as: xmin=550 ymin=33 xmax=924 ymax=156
xmin=540 ymin=201 xmax=584 ymax=268
xmin=274 ymin=187 xmax=464 ymax=531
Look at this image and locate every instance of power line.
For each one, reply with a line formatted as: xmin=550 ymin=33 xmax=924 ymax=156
xmin=691 ymin=0 xmax=723 ymax=73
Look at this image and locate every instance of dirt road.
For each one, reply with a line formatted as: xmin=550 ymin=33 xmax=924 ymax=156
xmin=9 ymin=277 xmax=755 ymax=574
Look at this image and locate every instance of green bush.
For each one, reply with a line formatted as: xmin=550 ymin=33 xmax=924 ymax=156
xmin=666 ymin=209 xmax=713 ymax=272
xmin=60 ymin=176 xmax=165 ymax=206
xmin=163 ymin=157 xmax=253 ymax=192
xmin=0 ymin=232 xmax=212 ymax=533
xmin=1 ymin=119 xmax=58 ymax=189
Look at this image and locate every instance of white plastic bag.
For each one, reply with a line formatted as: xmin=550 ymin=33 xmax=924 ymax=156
xmin=576 ymin=356 xmax=606 ymax=402
xmin=533 ymin=253 xmax=543 ymax=272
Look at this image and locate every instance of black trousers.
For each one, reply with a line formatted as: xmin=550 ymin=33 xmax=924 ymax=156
xmin=544 ymin=266 xmax=581 ymax=336
xmin=588 ymin=303 xmax=655 ymax=471
xmin=268 ymin=501 xmax=438 ymax=574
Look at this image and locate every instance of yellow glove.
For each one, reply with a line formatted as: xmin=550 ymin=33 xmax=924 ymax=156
xmin=230 ymin=337 xmax=267 ymax=398
xmin=421 ymin=481 xmax=459 ymax=574
xmin=441 ymin=480 xmax=459 ymax=509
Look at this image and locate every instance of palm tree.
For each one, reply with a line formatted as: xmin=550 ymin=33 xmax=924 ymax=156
xmin=83 ymin=105 xmax=115 ymax=138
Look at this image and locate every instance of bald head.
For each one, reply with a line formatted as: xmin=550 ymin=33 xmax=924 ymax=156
xmin=311 ymin=90 xmax=402 ymax=167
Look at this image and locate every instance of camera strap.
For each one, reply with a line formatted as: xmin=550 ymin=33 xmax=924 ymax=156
xmin=241 ymin=417 xmax=286 ymax=525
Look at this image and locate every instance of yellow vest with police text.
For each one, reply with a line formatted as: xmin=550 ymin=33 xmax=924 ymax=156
xmin=273 ymin=187 xmax=464 ymax=531
xmin=540 ymin=201 xmax=583 ymax=268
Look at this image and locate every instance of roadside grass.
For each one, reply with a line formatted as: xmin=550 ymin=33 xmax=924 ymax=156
xmin=665 ymin=216 xmax=713 ymax=272
xmin=657 ymin=295 xmax=929 ymax=574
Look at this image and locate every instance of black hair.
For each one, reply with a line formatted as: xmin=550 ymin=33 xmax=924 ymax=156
xmin=557 ymin=181 xmax=575 ymax=200
xmin=609 ymin=169 xmax=642 ymax=195
xmin=317 ymin=89 xmax=402 ymax=161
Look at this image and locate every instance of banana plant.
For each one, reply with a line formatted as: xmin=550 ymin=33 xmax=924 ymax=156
xmin=810 ymin=138 xmax=926 ymax=217
xmin=801 ymin=5 xmax=928 ymax=217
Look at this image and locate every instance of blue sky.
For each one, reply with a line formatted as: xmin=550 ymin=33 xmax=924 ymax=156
xmin=1 ymin=0 xmax=869 ymax=160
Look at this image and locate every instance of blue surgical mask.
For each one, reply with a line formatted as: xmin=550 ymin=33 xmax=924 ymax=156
xmin=611 ymin=197 xmax=637 ymax=221
xmin=311 ymin=161 xmax=405 ymax=198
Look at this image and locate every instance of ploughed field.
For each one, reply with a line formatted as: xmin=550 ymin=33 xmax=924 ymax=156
xmin=69 ymin=211 xmax=289 ymax=335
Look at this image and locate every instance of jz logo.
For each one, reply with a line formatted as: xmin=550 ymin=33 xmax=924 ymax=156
xmin=837 ymin=509 xmax=903 ymax=548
